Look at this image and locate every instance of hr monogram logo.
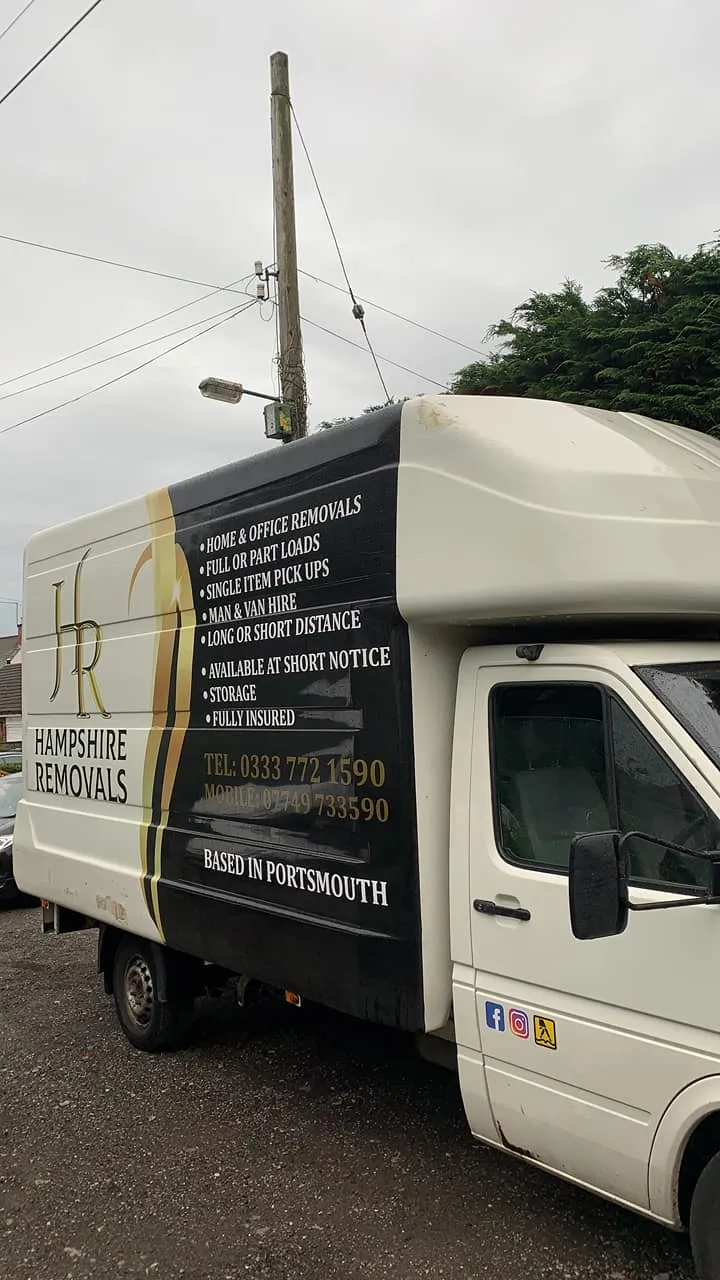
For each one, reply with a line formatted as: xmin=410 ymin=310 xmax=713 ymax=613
xmin=50 ymin=548 xmax=110 ymax=719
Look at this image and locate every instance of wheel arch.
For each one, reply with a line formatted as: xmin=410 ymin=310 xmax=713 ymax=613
xmin=648 ymin=1076 xmax=720 ymax=1227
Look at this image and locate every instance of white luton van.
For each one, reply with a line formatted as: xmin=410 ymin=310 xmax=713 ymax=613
xmin=15 ymin=395 xmax=720 ymax=1276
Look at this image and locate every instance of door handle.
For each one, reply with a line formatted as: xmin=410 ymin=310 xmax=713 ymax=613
xmin=473 ymin=899 xmax=531 ymax=922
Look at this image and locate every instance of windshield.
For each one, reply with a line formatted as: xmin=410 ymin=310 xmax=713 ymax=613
xmin=635 ymin=662 xmax=720 ymax=772
xmin=0 ymin=772 xmax=22 ymax=819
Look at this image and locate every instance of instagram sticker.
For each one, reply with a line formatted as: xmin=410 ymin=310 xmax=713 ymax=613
xmin=509 ymin=1008 xmax=529 ymax=1039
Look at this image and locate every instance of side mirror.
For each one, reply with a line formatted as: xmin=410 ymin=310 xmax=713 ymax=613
xmin=569 ymin=831 xmax=628 ymax=940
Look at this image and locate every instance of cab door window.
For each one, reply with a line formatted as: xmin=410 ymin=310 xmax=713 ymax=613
xmin=493 ymin=684 xmax=608 ymax=869
xmin=491 ymin=682 xmax=717 ymax=891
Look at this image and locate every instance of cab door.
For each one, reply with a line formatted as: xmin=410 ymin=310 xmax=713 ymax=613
xmin=452 ymin=655 xmax=720 ymax=1211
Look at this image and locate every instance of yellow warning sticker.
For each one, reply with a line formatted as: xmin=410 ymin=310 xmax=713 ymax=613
xmin=533 ymin=1015 xmax=557 ymax=1050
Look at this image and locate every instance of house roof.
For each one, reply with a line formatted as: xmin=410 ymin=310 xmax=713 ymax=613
xmin=0 ymin=664 xmax=21 ymax=716
xmin=0 ymin=634 xmax=18 ymax=665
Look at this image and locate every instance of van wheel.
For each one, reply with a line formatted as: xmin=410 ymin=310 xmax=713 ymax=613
xmin=690 ymin=1149 xmax=720 ymax=1279
xmin=112 ymin=936 xmax=193 ymax=1052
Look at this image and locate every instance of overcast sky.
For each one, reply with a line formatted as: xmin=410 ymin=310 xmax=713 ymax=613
xmin=0 ymin=0 xmax=717 ymax=629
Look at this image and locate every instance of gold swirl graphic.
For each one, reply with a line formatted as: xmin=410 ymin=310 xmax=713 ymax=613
xmin=129 ymin=490 xmax=196 ymax=939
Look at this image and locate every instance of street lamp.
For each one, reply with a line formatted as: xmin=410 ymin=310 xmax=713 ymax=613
xmin=198 ymin=376 xmax=296 ymax=442
xmin=198 ymin=377 xmax=246 ymax=405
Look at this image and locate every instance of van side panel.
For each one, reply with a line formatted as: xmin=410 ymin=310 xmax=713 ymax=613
xmin=18 ymin=408 xmax=425 ymax=1030
xmin=18 ymin=495 xmax=166 ymax=942
xmin=157 ymin=415 xmax=421 ymax=1024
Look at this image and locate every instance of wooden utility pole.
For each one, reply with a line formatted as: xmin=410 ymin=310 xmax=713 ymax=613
xmin=270 ymin=51 xmax=307 ymax=439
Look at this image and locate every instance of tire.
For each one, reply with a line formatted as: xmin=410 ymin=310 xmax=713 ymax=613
xmin=112 ymin=935 xmax=193 ymax=1052
xmin=690 ymin=1149 xmax=720 ymax=1279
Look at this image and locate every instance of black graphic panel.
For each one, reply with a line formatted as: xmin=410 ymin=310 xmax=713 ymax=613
xmin=154 ymin=409 xmax=423 ymax=1029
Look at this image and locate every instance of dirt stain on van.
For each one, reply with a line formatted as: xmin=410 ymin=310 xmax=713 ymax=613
xmin=418 ymin=397 xmax=457 ymax=432
xmin=95 ymin=894 xmax=127 ymax=925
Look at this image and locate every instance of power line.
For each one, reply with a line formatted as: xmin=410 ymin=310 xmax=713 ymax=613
xmin=0 ymin=301 xmax=251 ymax=405
xmin=290 ymin=103 xmax=391 ymax=404
xmin=0 ymin=233 xmax=258 ymax=296
xmin=0 ymin=0 xmax=104 ymax=110
xmin=0 ymin=274 xmax=254 ymax=391
xmin=297 ymin=309 xmax=448 ymax=390
xmin=298 ymin=269 xmax=487 ymax=358
xmin=0 ymin=229 xmax=487 ymax=363
xmin=290 ymin=108 xmax=355 ymax=310
xmin=0 ymin=299 xmax=258 ymax=439
xmin=0 ymin=0 xmax=38 ymax=45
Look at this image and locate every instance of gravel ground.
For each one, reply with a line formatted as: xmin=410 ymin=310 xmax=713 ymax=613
xmin=0 ymin=905 xmax=695 ymax=1280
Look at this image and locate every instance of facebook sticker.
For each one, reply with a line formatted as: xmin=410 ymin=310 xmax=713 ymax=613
xmin=485 ymin=1001 xmax=505 ymax=1032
